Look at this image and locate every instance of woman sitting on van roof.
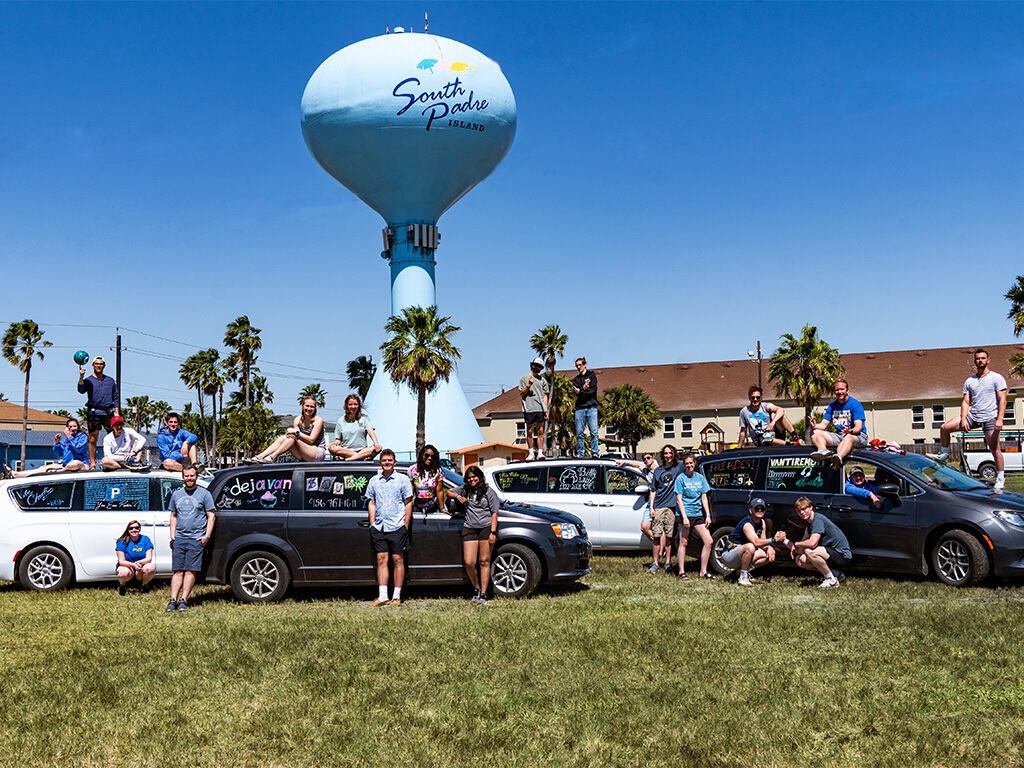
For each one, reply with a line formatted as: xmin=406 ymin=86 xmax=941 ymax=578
xmin=328 ymin=394 xmax=382 ymax=461
xmin=4 ymin=417 xmax=89 ymax=477
xmin=247 ymin=396 xmax=327 ymax=464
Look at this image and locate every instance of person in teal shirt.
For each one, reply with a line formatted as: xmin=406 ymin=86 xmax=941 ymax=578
xmin=674 ymin=452 xmax=714 ymax=579
xmin=328 ymin=394 xmax=382 ymax=461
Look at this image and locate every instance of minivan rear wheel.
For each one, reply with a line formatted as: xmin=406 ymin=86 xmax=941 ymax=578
xmin=230 ymin=550 xmax=290 ymax=603
xmin=18 ymin=545 xmax=74 ymax=591
xmin=709 ymin=526 xmax=736 ymax=576
xmin=491 ymin=543 xmax=542 ymax=598
xmin=931 ymin=530 xmax=989 ymax=587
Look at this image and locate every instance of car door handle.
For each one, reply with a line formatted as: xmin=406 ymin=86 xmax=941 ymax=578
xmin=154 ymin=522 xmax=170 ymax=527
xmin=358 ymin=520 xmax=372 ymax=528
xmin=583 ymin=501 xmax=598 ymax=506
xmin=831 ymin=505 xmax=855 ymax=512
xmin=600 ymin=502 xmax=614 ymax=507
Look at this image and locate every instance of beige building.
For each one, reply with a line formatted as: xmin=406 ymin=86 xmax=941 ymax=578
xmin=473 ymin=344 xmax=1024 ymax=456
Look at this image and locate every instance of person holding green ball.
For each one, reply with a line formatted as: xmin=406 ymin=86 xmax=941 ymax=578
xmin=77 ymin=355 xmax=120 ymax=470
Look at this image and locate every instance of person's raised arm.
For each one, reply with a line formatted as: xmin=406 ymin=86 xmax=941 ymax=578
xmin=742 ymin=521 xmax=770 ymax=547
xmin=847 ymin=418 xmax=864 ymax=436
xmin=959 ymin=392 xmax=971 ymax=432
xmin=77 ymin=371 xmax=87 ymax=394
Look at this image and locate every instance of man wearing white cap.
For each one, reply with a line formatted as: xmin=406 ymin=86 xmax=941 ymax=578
xmin=518 ymin=358 xmax=550 ymax=461
xmin=77 ymin=355 xmax=120 ymax=470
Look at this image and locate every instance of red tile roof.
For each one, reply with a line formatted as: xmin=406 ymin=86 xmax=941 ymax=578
xmin=473 ymin=343 xmax=1024 ymax=416
xmin=0 ymin=401 xmax=68 ymax=426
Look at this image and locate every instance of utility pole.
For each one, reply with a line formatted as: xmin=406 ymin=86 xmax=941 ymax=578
xmin=747 ymin=340 xmax=763 ymax=391
xmin=115 ymin=328 xmax=122 ymax=397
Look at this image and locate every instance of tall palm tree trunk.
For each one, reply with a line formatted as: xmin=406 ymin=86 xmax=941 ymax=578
xmin=197 ymin=392 xmax=209 ymax=461
xmin=545 ymin=362 xmax=555 ymax=456
xmin=416 ymin=385 xmax=427 ymax=456
xmin=20 ymin=365 xmax=30 ymax=467
xmin=244 ymin=361 xmax=251 ymax=409
xmin=211 ymin=395 xmax=218 ymax=468
xmin=804 ymin=403 xmax=813 ymax=441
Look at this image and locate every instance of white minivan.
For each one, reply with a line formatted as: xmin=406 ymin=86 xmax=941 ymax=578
xmin=483 ymin=459 xmax=650 ymax=550
xmin=0 ymin=470 xmax=206 ymax=591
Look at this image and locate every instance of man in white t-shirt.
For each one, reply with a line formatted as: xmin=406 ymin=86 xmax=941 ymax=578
xmin=101 ymin=415 xmax=151 ymax=472
xmin=936 ymin=348 xmax=1008 ymax=489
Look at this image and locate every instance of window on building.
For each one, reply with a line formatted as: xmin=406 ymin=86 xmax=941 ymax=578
xmin=663 ymin=416 xmax=674 ymax=439
xmin=605 ymin=423 xmax=617 ymax=440
xmin=680 ymin=416 xmax=693 ymax=437
xmin=1006 ymin=399 xmax=1017 ymax=426
xmin=912 ymin=405 xmax=924 ymax=428
xmin=913 ymin=438 xmax=925 ymax=445
xmin=931 ymin=405 xmax=944 ymax=427
xmin=516 ymin=421 xmax=525 ymax=442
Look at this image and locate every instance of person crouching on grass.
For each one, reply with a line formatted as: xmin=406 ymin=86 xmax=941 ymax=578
xmin=365 ymin=449 xmax=413 ymax=606
xmin=447 ymin=465 xmax=500 ymax=604
xmin=719 ymin=498 xmax=775 ymax=587
xmin=115 ymin=520 xmax=155 ymax=595
xmin=674 ymin=451 xmax=714 ymax=579
xmin=774 ymin=497 xmax=852 ymax=589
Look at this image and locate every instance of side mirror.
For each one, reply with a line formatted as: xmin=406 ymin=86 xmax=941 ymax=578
xmin=634 ymin=484 xmax=650 ymax=495
xmin=876 ymin=483 xmax=900 ymax=498
xmin=445 ymin=497 xmax=465 ymax=516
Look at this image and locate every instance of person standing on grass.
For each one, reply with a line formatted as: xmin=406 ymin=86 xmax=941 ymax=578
xmin=102 ymin=415 xmax=150 ymax=471
xmin=571 ymin=357 xmax=599 ymax=458
xmin=809 ymin=379 xmax=869 ymax=470
xmin=166 ymin=465 xmax=216 ymax=612
xmin=936 ymin=348 xmax=1008 ymax=490
xmin=674 ymin=451 xmax=714 ymax=579
xmin=365 ymin=449 xmax=413 ymax=606
xmin=447 ymin=465 xmax=500 ymax=604
xmin=519 ymin=358 xmax=550 ymax=461
xmin=115 ymin=520 xmax=155 ymax=595
xmin=737 ymin=385 xmax=794 ymax=448
xmin=158 ymin=413 xmax=200 ymax=472
xmin=618 ymin=453 xmax=659 ymax=559
xmin=648 ymin=445 xmax=686 ymax=574
xmin=719 ymin=498 xmax=775 ymax=587
xmin=78 ymin=355 xmax=120 ymax=470
xmin=774 ymin=497 xmax=851 ymax=589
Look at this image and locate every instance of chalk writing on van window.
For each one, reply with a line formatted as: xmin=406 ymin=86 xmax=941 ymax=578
xmin=303 ymin=472 xmax=372 ymax=511
xmin=217 ymin=472 xmax=292 ymax=510
xmin=84 ymin=478 xmax=149 ymax=511
xmin=494 ymin=469 xmax=543 ymax=493
xmin=766 ymin=457 xmax=829 ymax=492
xmin=551 ymin=466 xmax=598 ymax=492
xmin=12 ymin=483 xmax=74 ymax=510
xmin=704 ymin=459 xmax=757 ymax=489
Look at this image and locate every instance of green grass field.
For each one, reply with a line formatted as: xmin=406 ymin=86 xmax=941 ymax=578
xmin=4 ymin=539 xmax=1024 ymax=768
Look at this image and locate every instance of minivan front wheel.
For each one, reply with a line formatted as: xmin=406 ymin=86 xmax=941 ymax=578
xmin=491 ymin=543 xmax=542 ymax=598
xmin=230 ymin=551 xmax=290 ymax=603
xmin=709 ymin=527 xmax=737 ymax=576
xmin=931 ymin=530 xmax=989 ymax=587
xmin=18 ymin=545 xmax=74 ymax=591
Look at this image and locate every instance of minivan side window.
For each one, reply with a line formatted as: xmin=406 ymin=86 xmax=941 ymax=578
xmin=766 ymin=456 xmax=837 ymax=493
xmin=215 ymin=471 xmax=293 ymax=510
xmin=606 ymin=468 xmax=645 ymax=495
xmin=10 ymin=481 xmax=75 ymax=511
xmin=547 ymin=465 xmax=600 ymax=493
xmin=303 ymin=470 xmax=374 ymax=511
xmin=493 ymin=467 xmax=545 ymax=493
xmin=160 ymin=479 xmax=185 ymax=510
xmin=82 ymin=477 xmax=150 ymax=511
xmin=703 ymin=457 xmax=761 ymax=490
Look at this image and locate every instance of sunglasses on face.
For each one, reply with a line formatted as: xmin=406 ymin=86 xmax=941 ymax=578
xmin=753 ymin=506 xmax=765 ymax=512
xmin=128 ymin=527 xmax=141 ymax=531
xmin=750 ymin=395 xmax=761 ymax=400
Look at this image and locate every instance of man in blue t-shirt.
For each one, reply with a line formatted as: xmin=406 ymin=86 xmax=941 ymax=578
xmin=157 ymin=412 xmax=200 ymax=472
xmin=166 ymin=465 xmax=216 ymax=612
xmin=774 ymin=496 xmax=852 ymax=588
xmin=809 ymin=379 xmax=869 ymax=470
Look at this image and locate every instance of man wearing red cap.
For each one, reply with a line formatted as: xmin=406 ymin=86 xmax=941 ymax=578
xmin=101 ymin=415 xmax=150 ymax=472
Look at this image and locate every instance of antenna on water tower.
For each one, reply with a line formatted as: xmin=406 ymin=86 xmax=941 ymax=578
xmin=424 ymin=12 xmax=429 ymax=32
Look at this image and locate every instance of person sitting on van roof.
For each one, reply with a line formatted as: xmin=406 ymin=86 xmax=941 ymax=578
xmin=6 ymin=417 xmax=89 ymax=477
xmin=157 ymin=413 xmax=200 ymax=472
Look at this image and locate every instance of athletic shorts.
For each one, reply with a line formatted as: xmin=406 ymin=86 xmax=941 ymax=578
xmin=314 ymin=447 xmax=327 ymax=461
xmin=370 ymin=526 xmax=410 ymax=555
xmin=824 ymin=547 xmax=851 ymax=569
xmin=523 ymin=411 xmax=546 ymax=425
xmin=752 ymin=430 xmax=777 ymax=447
xmin=461 ymin=526 xmax=492 ymax=541
xmin=171 ymin=537 xmax=204 ymax=572
xmin=87 ymin=411 xmax=113 ymax=434
xmin=820 ymin=431 xmax=870 ymax=449
xmin=966 ymin=415 xmax=999 ymax=434
xmin=720 ymin=543 xmax=747 ymax=570
xmin=650 ymin=507 xmax=676 ymax=537
xmin=686 ymin=515 xmax=707 ymax=528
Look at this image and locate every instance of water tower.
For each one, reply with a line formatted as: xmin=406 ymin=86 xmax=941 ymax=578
xmin=301 ymin=28 xmax=516 ymax=454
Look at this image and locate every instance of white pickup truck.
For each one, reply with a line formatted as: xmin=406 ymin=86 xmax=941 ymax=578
xmin=960 ymin=430 xmax=1024 ymax=480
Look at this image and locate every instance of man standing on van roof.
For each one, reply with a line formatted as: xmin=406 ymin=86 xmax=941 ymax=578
xmin=77 ymin=356 xmax=120 ymax=470
xmin=809 ymin=379 xmax=869 ymax=470
xmin=935 ymin=348 xmax=1008 ymax=490
xmin=519 ymin=358 xmax=550 ymax=461
xmin=571 ymin=357 xmax=599 ymax=458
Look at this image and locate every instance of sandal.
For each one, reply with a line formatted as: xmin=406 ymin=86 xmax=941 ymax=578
xmin=677 ymin=572 xmax=689 ymax=580
xmin=700 ymin=572 xmax=715 ymax=580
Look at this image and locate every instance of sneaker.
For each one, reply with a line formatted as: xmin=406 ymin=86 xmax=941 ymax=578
xmin=118 ymin=584 xmax=126 ymax=596
xmin=141 ymin=584 xmax=151 ymax=594
xmin=387 ymin=598 xmax=402 ymax=606
xmin=933 ymin=451 xmax=950 ymax=464
xmin=129 ymin=462 xmax=152 ymax=472
xmin=833 ymin=570 xmax=846 ymax=583
xmin=737 ymin=572 xmax=752 ymax=587
xmin=647 ymin=562 xmax=660 ymax=574
xmin=242 ymin=457 xmax=259 ymax=465
xmin=810 ymin=449 xmax=832 ymax=462
xmin=994 ymin=478 xmax=1006 ymax=491
xmin=165 ymin=599 xmax=178 ymax=612
xmin=476 ymin=594 xmax=489 ymax=605
xmin=526 ymin=449 xmax=535 ymax=461
xmin=818 ymin=575 xmax=839 ymax=589
xmin=536 ymin=452 xmax=546 ymax=460
xmin=177 ymin=599 xmax=190 ymax=611
xmin=663 ymin=563 xmax=672 ymax=574
xmin=829 ymin=454 xmax=843 ymax=471
xmin=370 ymin=597 xmax=389 ymax=607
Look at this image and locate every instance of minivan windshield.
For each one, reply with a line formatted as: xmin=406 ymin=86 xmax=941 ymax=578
xmin=881 ymin=453 xmax=987 ymax=491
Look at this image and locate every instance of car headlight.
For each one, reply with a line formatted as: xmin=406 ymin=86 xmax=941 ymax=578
xmin=551 ymin=523 xmax=580 ymax=540
xmin=994 ymin=510 xmax=1024 ymax=529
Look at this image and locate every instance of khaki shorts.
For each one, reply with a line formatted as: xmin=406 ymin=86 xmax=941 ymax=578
xmin=650 ymin=507 xmax=676 ymax=537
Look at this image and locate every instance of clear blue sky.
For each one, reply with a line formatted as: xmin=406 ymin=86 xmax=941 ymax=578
xmin=2 ymin=2 xmax=1022 ymax=417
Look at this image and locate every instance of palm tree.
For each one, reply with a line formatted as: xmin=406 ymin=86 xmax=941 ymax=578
xmin=599 ymin=384 xmax=660 ymax=457
xmin=0 ymin=392 xmax=7 ymax=401
xmin=346 ymin=355 xmax=376 ymax=399
xmin=1005 ymin=275 xmax=1024 ymax=337
xmin=197 ymin=349 xmax=224 ymax=466
xmin=46 ymin=408 xmax=72 ymax=419
xmin=2 ymin=320 xmax=52 ymax=467
xmin=223 ymin=316 xmax=262 ymax=408
xmin=227 ymin=375 xmax=273 ymax=411
xmin=768 ymin=325 xmax=844 ymax=440
xmin=380 ymin=306 xmax=462 ymax=454
xmin=530 ymin=324 xmax=568 ymax=454
xmin=299 ymin=383 xmax=328 ymax=407
xmin=179 ymin=351 xmax=212 ymax=459
xmin=124 ymin=395 xmax=154 ymax=432
xmin=151 ymin=400 xmax=171 ymax=433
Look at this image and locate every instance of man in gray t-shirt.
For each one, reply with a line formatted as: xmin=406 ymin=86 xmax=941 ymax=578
xmin=518 ymin=358 xmax=550 ymax=461
xmin=737 ymin=386 xmax=794 ymax=447
xmin=937 ymin=348 xmax=1009 ymax=489
xmin=167 ymin=465 xmax=216 ymax=612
